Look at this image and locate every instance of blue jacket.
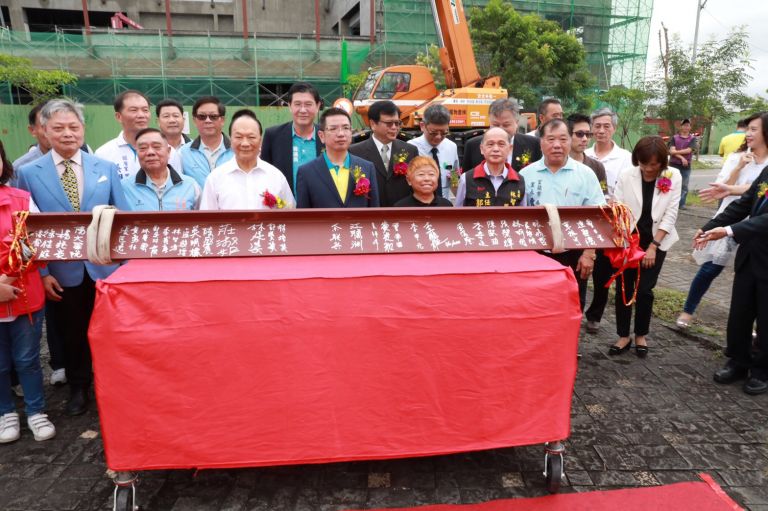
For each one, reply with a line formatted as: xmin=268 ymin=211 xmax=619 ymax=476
xmin=179 ymin=135 xmax=234 ymax=189
xmin=122 ymin=165 xmax=200 ymax=211
xmin=296 ymin=154 xmax=379 ymax=208
xmin=16 ymin=151 xmax=130 ymax=287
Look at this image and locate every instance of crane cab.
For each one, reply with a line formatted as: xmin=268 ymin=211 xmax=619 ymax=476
xmin=353 ymin=65 xmax=438 ymax=127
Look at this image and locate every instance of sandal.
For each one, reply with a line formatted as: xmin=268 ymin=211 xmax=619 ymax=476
xmin=676 ymin=314 xmax=692 ymax=329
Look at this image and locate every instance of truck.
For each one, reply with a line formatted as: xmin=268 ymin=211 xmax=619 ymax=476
xmin=335 ymin=0 xmax=516 ymax=139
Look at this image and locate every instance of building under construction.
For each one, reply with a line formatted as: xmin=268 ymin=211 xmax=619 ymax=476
xmin=0 ymin=0 xmax=653 ymax=106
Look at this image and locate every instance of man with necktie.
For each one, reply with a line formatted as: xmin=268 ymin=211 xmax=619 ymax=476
xmin=407 ymin=105 xmax=458 ymax=202
xmin=17 ymin=99 xmax=129 ymax=416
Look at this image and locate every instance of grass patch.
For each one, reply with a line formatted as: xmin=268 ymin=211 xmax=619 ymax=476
xmin=653 ymin=287 xmax=723 ymax=338
xmin=692 ymin=159 xmax=719 ymax=170
xmin=685 ymin=190 xmax=704 ymax=207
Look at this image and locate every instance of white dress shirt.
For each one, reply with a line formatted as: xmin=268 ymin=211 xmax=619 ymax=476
xmin=585 ymin=142 xmax=632 ymax=197
xmin=200 ymin=157 xmax=296 ymax=210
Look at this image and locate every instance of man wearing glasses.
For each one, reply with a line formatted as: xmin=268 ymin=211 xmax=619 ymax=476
xmin=567 ymin=113 xmax=608 ymax=195
xmin=349 ymin=100 xmax=418 ymax=206
xmin=296 ymin=108 xmax=379 ymax=208
xmin=179 ymin=96 xmax=234 ymax=188
xmin=408 ymin=104 xmax=458 ymax=202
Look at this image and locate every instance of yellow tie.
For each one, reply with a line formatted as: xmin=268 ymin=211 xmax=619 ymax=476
xmin=61 ymin=159 xmax=80 ymax=212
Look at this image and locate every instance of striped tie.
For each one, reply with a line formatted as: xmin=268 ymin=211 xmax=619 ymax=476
xmin=61 ymin=159 xmax=80 ymax=212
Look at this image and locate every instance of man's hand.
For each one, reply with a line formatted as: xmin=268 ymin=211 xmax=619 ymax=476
xmin=692 ymin=227 xmax=727 ymax=250
xmin=0 ymin=283 xmax=20 ymax=302
xmin=699 ymin=182 xmax=731 ymax=202
xmin=576 ymin=252 xmax=595 ymax=279
xmin=679 ymin=156 xmax=688 ymax=167
xmin=42 ymin=275 xmax=64 ymax=301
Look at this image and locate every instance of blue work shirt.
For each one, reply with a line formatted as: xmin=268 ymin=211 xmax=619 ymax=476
xmin=292 ymin=124 xmax=318 ymax=190
xmin=122 ymin=166 xmax=200 ymax=211
xmin=520 ymin=157 xmax=606 ymax=207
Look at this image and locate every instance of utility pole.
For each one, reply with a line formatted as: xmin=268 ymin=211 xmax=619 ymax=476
xmin=691 ymin=0 xmax=708 ymax=63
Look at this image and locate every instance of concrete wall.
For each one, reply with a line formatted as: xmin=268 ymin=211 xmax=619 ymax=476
xmin=324 ymin=0 xmax=371 ymax=37
xmin=0 ymin=0 xmax=329 ymax=35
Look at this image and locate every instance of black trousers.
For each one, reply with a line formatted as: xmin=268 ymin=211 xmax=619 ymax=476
xmin=615 ymin=250 xmax=666 ymax=337
xmin=543 ymin=250 xmax=587 ymax=311
xmin=51 ymin=274 xmax=97 ymax=389
xmin=726 ymin=268 xmax=768 ymax=377
xmin=585 ymin=250 xmax=613 ymax=322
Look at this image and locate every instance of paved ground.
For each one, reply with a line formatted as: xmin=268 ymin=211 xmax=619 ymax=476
xmin=1 ymin=206 xmax=766 ymax=511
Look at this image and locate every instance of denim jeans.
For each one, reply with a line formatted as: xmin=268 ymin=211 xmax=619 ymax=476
xmin=679 ymin=166 xmax=691 ymax=208
xmin=683 ymin=261 xmax=725 ymax=315
xmin=0 ymin=309 xmax=45 ymax=415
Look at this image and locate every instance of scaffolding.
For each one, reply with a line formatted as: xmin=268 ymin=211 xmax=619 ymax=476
xmin=0 ymin=0 xmax=652 ymax=106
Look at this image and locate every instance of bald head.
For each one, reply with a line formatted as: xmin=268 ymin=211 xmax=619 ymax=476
xmin=481 ymin=127 xmax=512 ymax=169
xmin=483 ymin=126 xmax=511 ymax=143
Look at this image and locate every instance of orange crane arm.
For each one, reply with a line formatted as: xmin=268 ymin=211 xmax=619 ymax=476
xmin=430 ymin=0 xmax=482 ymax=89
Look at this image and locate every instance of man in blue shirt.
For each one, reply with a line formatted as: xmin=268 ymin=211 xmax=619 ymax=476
xmin=261 ymin=82 xmax=324 ymax=193
xmin=122 ymin=128 xmax=200 ymax=212
xmin=179 ymin=96 xmax=235 ymax=188
xmin=521 ymin=119 xmax=606 ymax=309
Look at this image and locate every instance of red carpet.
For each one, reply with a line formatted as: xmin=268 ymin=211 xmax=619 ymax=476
xmin=347 ymin=475 xmax=742 ymax=511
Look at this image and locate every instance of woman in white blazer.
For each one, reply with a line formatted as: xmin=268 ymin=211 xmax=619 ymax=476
xmin=609 ymin=136 xmax=682 ymax=358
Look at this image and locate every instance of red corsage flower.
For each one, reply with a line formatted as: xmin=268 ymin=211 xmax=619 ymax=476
xmin=261 ymin=190 xmax=285 ymax=209
xmin=393 ymin=162 xmax=408 ymax=176
xmin=656 ymin=170 xmax=673 ymax=194
xmin=354 ymin=177 xmax=371 ymax=196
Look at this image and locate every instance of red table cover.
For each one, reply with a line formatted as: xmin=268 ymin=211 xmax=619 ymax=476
xmin=89 ymin=251 xmax=580 ymax=471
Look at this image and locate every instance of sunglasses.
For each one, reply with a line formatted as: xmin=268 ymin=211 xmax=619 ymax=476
xmin=194 ymin=114 xmax=223 ymax=121
xmin=573 ymin=131 xmax=593 ymax=138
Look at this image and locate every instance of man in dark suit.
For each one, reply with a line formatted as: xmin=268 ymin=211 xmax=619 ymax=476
xmin=462 ymin=98 xmax=541 ymax=173
xmin=260 ymin=82 xmax=324 ymax=193
xmin=296 ymin=108 xmax=379 ymax=208
xmin=17 ymin=99 xmax=129 ymax=415
xmin=696 ymin=129 xmax=768 ymax=394
xmin=349 ymin=100 xmax=418 ymax=206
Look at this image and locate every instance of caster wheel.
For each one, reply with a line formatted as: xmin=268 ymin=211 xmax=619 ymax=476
xmin=545 ymin=452 xmax=563 ymax=494
xmin=114 ymin=485 xmax=135 ymax=511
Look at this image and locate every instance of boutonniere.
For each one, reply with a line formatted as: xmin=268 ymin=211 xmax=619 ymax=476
xmin=393 ymin=150 xmax=410 ymax=176
xmin=515 ymin=150 xmax=532 ymax=168
xmin=352 ymin=166 xmax=371 ymax=197
xmin=656 ymin=170 xmax=673 ymax=194
xmin=758 ymin=182 xmax=768 ymax=200
xmin=261 ymin=190 xmax=286 ymax=209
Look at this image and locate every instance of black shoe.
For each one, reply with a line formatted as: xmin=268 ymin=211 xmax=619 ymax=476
xmin=744 ymin=377 xmax=768 ymax=395
xmin=65 ymin=388 xmax=89 ymax=416
xmin=713 ymin=362 xmax=749 ymax=384
xmin=635 ymin=345 xmax=649 ymax=358
xmin=608 ymin=339 xmax=632 ymax=356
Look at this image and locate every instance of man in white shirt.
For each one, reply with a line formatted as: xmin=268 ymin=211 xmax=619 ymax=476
xmin=527 ymin=98 xmax=563 ymax=137
xmin=408 ymin=104 xmax=459 ymax=201
xmin=584 ymin=107 xmax=632 ymax=197
xmin=200 ymin=109 xmax=294 ymax=210
xmin=95 ymin=90 xmax=183 ymax=180
xmin=583 ymin=107 xmax=633 ymax=334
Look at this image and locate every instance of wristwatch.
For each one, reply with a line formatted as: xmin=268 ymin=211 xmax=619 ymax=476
xmin=651 ymin=240 xmax=661 ymax=248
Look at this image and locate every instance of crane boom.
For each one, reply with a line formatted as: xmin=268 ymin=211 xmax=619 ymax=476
xmin=430 ymin=0 xmax=482 ymax=88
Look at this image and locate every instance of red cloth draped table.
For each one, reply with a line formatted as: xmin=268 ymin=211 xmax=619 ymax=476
xmin=88 ymin=251 xmax=580 ymax=471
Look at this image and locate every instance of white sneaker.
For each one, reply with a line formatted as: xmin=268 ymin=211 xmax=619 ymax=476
xmin=27 ymin=413 xmax=56 ymax=441
xmin=0 ymin=412 xmax=20 ymax=443
xmin=11 ymin=385 xmax=23 ymax=398
xmin=50 ymin=368 xmax=67 ymax=386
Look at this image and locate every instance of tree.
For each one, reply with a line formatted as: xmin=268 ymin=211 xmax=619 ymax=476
xmin=415 ymin=44 xmax=445 ymax=90
xmin=468 ymin=0 xmax=594 ymax=112
xmin=651 ymin=26 xmax=752 ymax=153
xmin=0 ymin=54 xmax=77 ymax=103
xmin=598 ymin=84 xmax=656 ymax=148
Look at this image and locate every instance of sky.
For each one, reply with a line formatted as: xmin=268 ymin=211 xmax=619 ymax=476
xmin=647 ymin=0 xmax=768 ymax=97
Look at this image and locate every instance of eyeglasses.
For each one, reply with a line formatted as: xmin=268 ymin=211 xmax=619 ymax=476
xmin=323 ymin=125 xmax=352 ymax=134
xmin=194 ymin=114 xmax=222 ymax=121
xmin=426 ymin=128 xmax=450 ymax=138
xmin=376 ymin=120 xmax=402 ymax=128
xmin=573 ymin=131 xmax=593 ymax=138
